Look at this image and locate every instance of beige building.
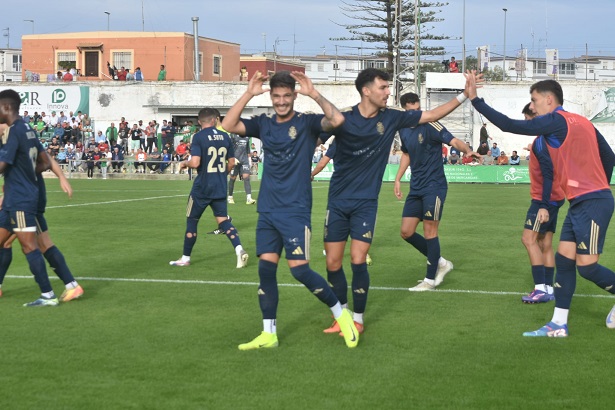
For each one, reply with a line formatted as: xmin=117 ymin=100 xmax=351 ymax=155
xmin=21 ymin=31 xmax=240 ymax=82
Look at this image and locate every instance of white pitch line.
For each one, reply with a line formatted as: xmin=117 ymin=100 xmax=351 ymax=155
xmin=46 ymin=194 xmax=187 ymax=209
xmin=5 ymin=275 xmax=615 ymax=299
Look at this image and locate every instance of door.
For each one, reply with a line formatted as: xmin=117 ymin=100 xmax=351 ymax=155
xmin=85 ymin=51 xmax=99 ymax=77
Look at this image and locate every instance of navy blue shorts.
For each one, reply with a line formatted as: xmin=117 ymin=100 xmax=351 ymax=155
xmin=185 ymin=195 xmax=227 ymax=219
xmin=402 ymin=188 xmax=447 ymax=221
xmin=0 ymin=209 xmax=38 ymax=233
xmin=560 ymin=197 xmax=614 ymax=255
xmin=524 ymin=199 xmax=563 ymax=234
xmin=256 ymin=212 xmax=311 ymax=260
xmin=324 ymin=199 xmax=377 ymax=243
xmin=36 ymin=213 xmax=48 ymax=234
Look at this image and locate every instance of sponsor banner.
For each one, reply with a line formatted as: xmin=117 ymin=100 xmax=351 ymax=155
xmin=307 ymin=164 xmax=531 ymax=184
xmin=0 ymin=86 xmax=90 ymax=115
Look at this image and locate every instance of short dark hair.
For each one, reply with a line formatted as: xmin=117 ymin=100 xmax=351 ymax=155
xmin=355 ymin=68 xmax=389 ymax=95
xmin=400 ymin=92 xmax=420 ymax=107
xmin=198 ymin=108 xmax=217 ymax=124
xmin=269 ymin=71 xmax=295 ymax=91
xmin=529 ymin=80 xmax=563 ymax=106
xmin=212 ymin=108 xmax=221 ymax=119
xmin=0 ymin=89 xmax=21 ymax=112
xmin=521 ymin=102 xmax=535 ymax=118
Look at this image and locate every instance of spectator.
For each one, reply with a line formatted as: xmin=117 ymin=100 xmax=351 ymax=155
xmin=66 ymin=147 xmax=78 ymax=172
xmin=135 ymin=67 xmax=144 ymax=81
xmin=111 ymin=147 xmax=124 ymax=173
xmin=147 ymin=146 xmax=162 ymax=173
xmin=48 ymin=137 xmax=61 ymax=158
xmin=117 ymin=122 xmax=129 ymax=152
xmin=62 ymin=68 xmax=73 ymax=81
xmin=480 ymin=123 xmax=492 ymax=145
xmin=449 ymin=57 xmax=459 ymax=73
xmin=491 ymin=142 xmax=501 ymax=163
xmin=497 ymin=151 xmax=510 ymax=165
xmin=137 ymin=120 xmax=146 ymax=150
xmin=116 ymin=67 xmax=127 ymax=81
xmin=176 ymin=140 xmax=188 ymax=157
xmin=73 ymin=147 xmax=84 ymax=172
xmin=510 ymin=150 xmax=520 ymax=165
xmin=92 ymin=146 xmax=104 ymax=174
xmin=388 ymin=148 xmax=401 ymax=164
xmin=84 ymin=147 xmax=95 ymax=179
xmin=250 ymin=150 xmax=260 ymax=175
xmin=96 ymin=130 xmax=106 ymax=144
xmin=158 ymin=64 xmax=166 ymax=81
xmin=160 ymin=148 xmax=171 ymax=173
xmin=477 ymin=141 xmax=489 ymax=165
xmin=69 ymin=124 xmax=81 ymax=144
xmin=125 ymin=69 xmax=135 ymax=81
xmin=98 ymin=139 xmax=109 ymax=153
xmin=106 ymin=122 xmax=118 ymax=143
xmin=101 ymin=149 xmax=112 ymax=179
xmin=441 ymin=144 xmax=449 ymax=164
xmin=129 ymin=123 xmax=141 ymax=155
xmin=58 ymin=111 xmax=68 ymax=124
xmin=449 ymin=151 xmax=460 ymax=165
xmin=56 ymin=147 xmax=67 ymax=165
xmin=22 ymin=110 xmax=31 ymax=123
xmin=53 ymin=122 xmax=64 ymax=141
xmin=145 ymin=121 xmax=157 ymax=153
xmin=134 ymin=148 xmax=147 ymax=173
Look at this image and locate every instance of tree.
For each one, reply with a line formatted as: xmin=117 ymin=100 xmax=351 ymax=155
xmin=331 ymin=0 xmax=450 ymax=74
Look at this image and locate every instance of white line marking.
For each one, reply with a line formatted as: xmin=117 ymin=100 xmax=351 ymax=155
xmin=6 ymin=275 xmax=614 ymax=299
xmin=46 ymin=195 xmax=187 ymax=209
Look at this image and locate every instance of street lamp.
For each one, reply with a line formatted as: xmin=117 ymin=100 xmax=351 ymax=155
xmin=104 ymin=11 xmax=111 ymax=31
xmin=502 ymin=8 xmax=507 ymax=81
xmin=24 ymin=19 xmax=34 ymax=34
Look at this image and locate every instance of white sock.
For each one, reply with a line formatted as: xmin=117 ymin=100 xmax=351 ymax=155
xmin=438 ymin=257 xmax=447 ymax=267
xmin=247 ymin=194 xmax=252 ymax=201
xmin=228 ymin=196 xmax=233 ymax=200
xmin=181 ymin=255 xmax=190 ymax=262
xmin=546 ymin=285 xmax=554 ymax=295
xmin=66 ymin=281 xmax=78 ymax=290
xmin=551 ymin=307 xmax=569 ymax=326
xmin=353 ymin=312 xmax=364 ymax=325
xmin=235 ymin=245 xmax=244 ymax=255
xmin=534 ymin=284 xmax=547 ymax=293
xmin=330 ymin=302 xmax=343 ymax=319
xmin=42 ymin=291 xmax=55 ymax=299
xmin=263 ymin=319 xmax=276 ymax=334
xmin=424 ymin=278 xmax=435 ymax=286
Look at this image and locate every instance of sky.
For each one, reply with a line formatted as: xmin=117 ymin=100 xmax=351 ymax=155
xmin=2 ymin=0 xmax=614 ymax=60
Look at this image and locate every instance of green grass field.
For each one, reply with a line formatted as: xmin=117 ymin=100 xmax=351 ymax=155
xmin=1 ymin=179 xmax=614 ymax=409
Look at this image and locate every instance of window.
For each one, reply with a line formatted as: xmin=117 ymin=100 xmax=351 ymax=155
xmin=213 ymin=55 xmax=221 ymax=75
xmin=12 ymin=54 xmax=21 ymax=72
xmin=198 ymin=52 xmax=203 ymax=75
xmin=364 ymin=60 xmax=386 ymax=69
xmin=317 ymin=63 xmax=324 ymax=72
xmin=560 ymin=62 xmax=575 ymax=75
xmin=57 ymin=51 xmax=77 ymax=70
xmin=533 ymin=61 xmax=546 ymax=74
xmin=112 ymin=52 xmax=133 ymax=69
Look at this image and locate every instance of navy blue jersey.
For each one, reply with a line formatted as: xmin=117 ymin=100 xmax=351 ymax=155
xmin=329 ymin=105 xmax=422 ymax=200
xmin=399 ymin=121 xmax=454 ymax=193
xmin=189 ymin=126 xmax=235 ymax=200
xmin=0 ymin=119 xmax=42 ymax=213
xmin=243 ymin=112 xmax=323 ymax=213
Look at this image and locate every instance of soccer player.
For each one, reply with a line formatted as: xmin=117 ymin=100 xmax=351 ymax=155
xmin=0 ymin=151 xmax=84 ymax=302
xmin=0 ymin=89 xmax=58 ymax=306
xmin=222 ymin=70 xmax=359 ymax=350
xmin=519 ymin=103 xmax=565 ymax=304
xmin=322 ymin=68 xmax=474 ymax=335
xmin=393 ymin=92 xmax=477 ymax=291
xmin=465 ymin=74 xmax=615 ymax=337
xmin=169 ymin=108 xmax=249 ymax=269
xmin=227 ymin=133 xmax=256 ymax=205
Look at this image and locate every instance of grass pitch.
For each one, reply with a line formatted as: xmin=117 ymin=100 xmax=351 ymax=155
xmin=1 ymin=179 xmax=613 ymax=409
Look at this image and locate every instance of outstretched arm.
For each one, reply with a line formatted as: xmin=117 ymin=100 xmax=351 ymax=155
xmin=419 ymin=71 xmax=484 ymax=124
xmin=222 ymin=71 xmax=270 ymax=136
xmin=292 ymin=72 xmax=344 ymax=131
xmin=311 ymin=155 xmax=331 ymax=180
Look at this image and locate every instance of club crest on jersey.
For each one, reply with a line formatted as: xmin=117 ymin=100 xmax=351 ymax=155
xmin=376 ymin=122 xmax=384 ymax=135
xmin=289 ymin=126 xmax=297 ymax=139
xmin=418 ymin=133 xmax=424 ymax=144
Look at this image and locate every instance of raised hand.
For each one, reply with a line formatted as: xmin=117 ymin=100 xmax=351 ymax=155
xmin=291 ymin=71 xmax=317 ymax=99
xmin=247 ymin=71 xmax=270 ymax=96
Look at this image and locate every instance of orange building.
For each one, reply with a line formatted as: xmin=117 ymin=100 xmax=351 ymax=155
xmin=22 ymin=31 xmax=240 ymax=82
xmin=239 ymin=55 xmax=305 ymax=80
